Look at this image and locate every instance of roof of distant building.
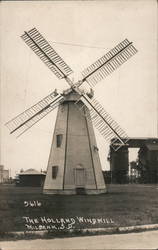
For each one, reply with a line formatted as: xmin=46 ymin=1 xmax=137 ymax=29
xmin=19 ymin=168 xmax=46 ymax=175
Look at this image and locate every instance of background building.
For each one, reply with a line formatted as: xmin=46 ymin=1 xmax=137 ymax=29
xmin=138 ymin=144 xmax=158 ymax=183
xmin=110 ymin=138 xmax=158 ymax=184
xmin=0 ymin=165 xmax=9 ymax=183
xmin=17 ymin=169 xmax=46 ymax=187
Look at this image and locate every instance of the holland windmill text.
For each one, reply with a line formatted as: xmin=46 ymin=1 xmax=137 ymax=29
xmin=6 ymin=28 xmax=137 ymax=195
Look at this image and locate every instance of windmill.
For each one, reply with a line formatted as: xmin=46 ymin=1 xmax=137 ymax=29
xmin=6 ymin=28 xmax=137 ymax=194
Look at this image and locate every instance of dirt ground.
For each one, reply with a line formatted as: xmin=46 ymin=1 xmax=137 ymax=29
xmin=1 ymin=230 xmax=158 ymax=250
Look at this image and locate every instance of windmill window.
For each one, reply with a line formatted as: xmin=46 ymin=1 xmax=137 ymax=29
xmin=93 ymin=145 xmax=99 ymax=151
xmin=52 ymin=166 xmax=58 ymax=179
xmin=56 ymin=134 xmax=63 ymax=147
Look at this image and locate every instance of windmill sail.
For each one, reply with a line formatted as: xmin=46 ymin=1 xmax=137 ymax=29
xmin=5 ymin=91 xmax=64 ymax=137
xmin=21 ymin=28 xmax=73 ymax=79
xmin=75 ymin=94 xmax=129 ymax=151
xmin=81 ymin=39 xmax=137 ymax=87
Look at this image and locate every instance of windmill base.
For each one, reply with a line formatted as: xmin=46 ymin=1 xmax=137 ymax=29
xmin=43 ymin=188 xmax=107 ymax=195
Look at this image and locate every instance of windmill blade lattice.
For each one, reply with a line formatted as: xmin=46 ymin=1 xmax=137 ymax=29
xmin=75 ymin=94 xmax=129 ymax=151
xmin=81 ymin=39 xmax=137 ymax=87
xmin=5 ymin=91 xmax=64 ymax=137
xmin=21 ymin=28 xmax=73 ymax=79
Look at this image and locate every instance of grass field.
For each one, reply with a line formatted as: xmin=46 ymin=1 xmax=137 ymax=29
xmin=0 ymin=184 xmax=158 ymax=235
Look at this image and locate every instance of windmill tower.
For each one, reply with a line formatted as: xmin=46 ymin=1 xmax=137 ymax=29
xmin=6 ymin=28 xmax=137 ymax=194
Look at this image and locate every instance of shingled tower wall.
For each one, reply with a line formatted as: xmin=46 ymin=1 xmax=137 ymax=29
xmin=43 ymin=91 xmax=106 ymax=194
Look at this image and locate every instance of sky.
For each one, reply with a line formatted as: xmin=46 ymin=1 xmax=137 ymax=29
xmin=0 ymin=0 xmax=157 ymax=177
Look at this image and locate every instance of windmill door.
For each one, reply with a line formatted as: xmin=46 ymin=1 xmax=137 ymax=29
xmin=75 ymin=167 xmax=85 ymax=187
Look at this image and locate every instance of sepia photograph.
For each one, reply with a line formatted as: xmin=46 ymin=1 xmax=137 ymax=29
xmin=0 ymin=0 xmax=158 ymax=249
